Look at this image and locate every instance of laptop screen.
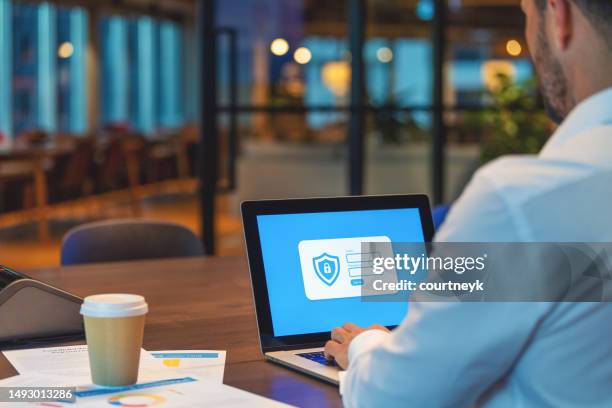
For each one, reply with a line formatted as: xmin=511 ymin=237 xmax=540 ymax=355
xmin=256 ymin=208 xmax=425 ymax=337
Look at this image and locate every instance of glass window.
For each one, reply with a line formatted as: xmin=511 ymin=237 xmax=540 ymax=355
xmin=100 ymin=15 xmax=129 ymax=128
xmin=446 ymin=1 xmax=533 ymax=109
xmin=366 ymin=0 xmax=433 ymax=110
xmin=216 ymin=0 xmax=349 ymax=109
xmin=11 ymin=2 xmax=87 ymax=137
xmin=364 ymin=0 xmax=433 ymax=196
xmin=442 ymin=0 xmax=546 ymax=202
xmin=158 ymin=20 xmax=183 ymax=129
xmin=128 ymin=16 xmax=156 ymax=135
xmin=0 ymin=0 xmax=12 ymax=144
xmin=12 ymin=2 xmax=39 ymax=135
xmin=214 ymin=0 xmax=352 ymax=201
xmin=57 ymin=8 xmax=70 ymax=132
xmin=57 ymin=6 xmax=87 ymax=134
xmin=37 ymin=3 xmax=57 ymax=133
xmin=100 ymin=15 xmax=184 ymax=135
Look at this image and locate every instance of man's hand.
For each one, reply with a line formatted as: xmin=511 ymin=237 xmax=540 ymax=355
xmin=324 ymin=322 xmax=390 ymax=369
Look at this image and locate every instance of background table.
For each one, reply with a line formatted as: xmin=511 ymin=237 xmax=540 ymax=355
xmin=0 ymin=143 xmax=75 ymax=240
xmin=0 ymin=257 xmax=342 ymax=407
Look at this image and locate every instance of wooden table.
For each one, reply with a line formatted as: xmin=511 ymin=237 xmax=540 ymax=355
xmin=0 ymin=142 xmax=75 ymax=240
xmin=0 ymin=257 xmax=343 ymax=407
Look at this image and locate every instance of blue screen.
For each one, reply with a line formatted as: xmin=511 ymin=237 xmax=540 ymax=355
xmin=257 ymin=208 xmax=424 ymax=337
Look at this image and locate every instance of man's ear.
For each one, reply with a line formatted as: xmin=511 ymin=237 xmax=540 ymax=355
xmin=548 ymin=0 xmax=572 ymax=50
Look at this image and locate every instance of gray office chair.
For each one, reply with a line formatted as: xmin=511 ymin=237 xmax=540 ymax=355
xmin=61 ymin=219 xmax=204 ymax=265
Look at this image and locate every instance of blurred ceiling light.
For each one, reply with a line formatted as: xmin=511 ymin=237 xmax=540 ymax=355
xmin=58 ymin=41 xmax=74 ymax=59
xmin=506 ymin=39 xmax=522 ymax=57
xmin=376 ymin=47 xmax=393 ymax=63
xmin=322 ymin=61 xmax=351 ymax=97
xmin=270 ymin=38 xmax=289 ymax=56
xmin=293 ymin=47 xmax=312 ymax=64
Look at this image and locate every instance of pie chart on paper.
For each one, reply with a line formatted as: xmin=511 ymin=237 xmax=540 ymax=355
xmin=107 ymin=393 xmax=166 ymax=407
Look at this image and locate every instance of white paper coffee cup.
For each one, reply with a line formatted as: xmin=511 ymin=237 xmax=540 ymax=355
xmin=80 ymin=294 xmax=148 ymax=386
xmin=81 ymin=294 xmax=148 ymax=318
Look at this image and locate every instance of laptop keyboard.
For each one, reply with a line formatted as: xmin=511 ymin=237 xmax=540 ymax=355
xmin=296 ymin=351 xmax=337 ymax=366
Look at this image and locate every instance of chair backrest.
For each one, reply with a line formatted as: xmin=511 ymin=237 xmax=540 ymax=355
xmin=58 ymin=138 xmax=95 ymax=191
xmin=432 ymin=203 xmax=452 ymax=231
xmin=61 ymin=219 xmax=204 ymax=265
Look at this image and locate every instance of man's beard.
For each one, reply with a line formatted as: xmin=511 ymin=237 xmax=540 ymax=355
xmin=533 ymin=28 xmax=573 ymax=124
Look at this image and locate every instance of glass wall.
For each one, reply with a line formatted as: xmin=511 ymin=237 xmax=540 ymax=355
xmin=0 ymin=0 xmax=10 ymax=146
xmin=99 ymin=16 xmax=128 ymax=128
xmin=0 ymin=0 xmax=548 ymax=262
xmin=0 ymin=1 xmax=196 ymax=263
xmin=57 ymin=6 xmax=87 ymax=134
xmin=0 ymin=2 xmax=188 ymax=141
xmin=100 ymin=14 xmax=185 ymax=135
xmin=158 ymin=20 xmax=183 ymax=130
xmin=6 ymin=2 xmax=88 ymax=138
xmin=210 ymin=0 xmax=543 ymax=205
xmin=361 ymin=0 xmax=544 ymax=201
xmin=12 ymin=2 xmax=38 ymax=136
xmin=216 ymin=0 xmax=351 ymax=200
xmin=443 ymin=0 xmax=546 ymax=201
xmin=216 ymin=0 xmax=348 ymax=109
xmin=364 ymin=0 xmax=433 ymax=196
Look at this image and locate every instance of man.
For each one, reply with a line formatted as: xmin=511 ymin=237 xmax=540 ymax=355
xmin=324 ymin=0 xmax=612 ymax=406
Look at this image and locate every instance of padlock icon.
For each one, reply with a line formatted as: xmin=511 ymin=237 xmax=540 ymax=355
xmin=313 ymin=253 xmax=340 ymax=286
xmin=323 ymin=263 xmax=332 ymax=275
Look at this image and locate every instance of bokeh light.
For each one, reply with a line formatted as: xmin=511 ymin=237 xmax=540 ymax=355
xmin=293 ymin=47 xmax=312 ymax=64
xmin=58 ymin=42 xmax=74 ymax=59
xmin=376 ymin=47 xmax=393 ymax=63
xmin=270 ymin=38 xmax=289 ymax=56
xmin=506 ymin=39 xmax=522 ymax=57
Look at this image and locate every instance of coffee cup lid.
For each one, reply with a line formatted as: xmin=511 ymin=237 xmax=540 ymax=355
xmin=80 ymin=294 xmax=148 ymax=318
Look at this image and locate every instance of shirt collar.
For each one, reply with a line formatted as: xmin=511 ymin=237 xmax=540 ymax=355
xmin=540 ymin=87 xmax=612 ymax=158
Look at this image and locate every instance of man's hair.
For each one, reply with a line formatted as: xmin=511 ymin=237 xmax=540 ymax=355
xmin=535 ymin=0 xmax=612 ymax=42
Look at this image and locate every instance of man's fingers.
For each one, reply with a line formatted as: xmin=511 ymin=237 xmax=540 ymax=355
xmin=369 ymin=323 xmax=390 ymax=333
xmin=324 ymin=340 xmax=341 ymax=360
xmin=331 ymin=327 xmax=349 ymax=343
xmin=343 ymin=322 xmax=360 ymax=332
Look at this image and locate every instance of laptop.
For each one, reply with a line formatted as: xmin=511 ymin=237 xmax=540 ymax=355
xmin=241 ymin=195 xmax=434 ymax=385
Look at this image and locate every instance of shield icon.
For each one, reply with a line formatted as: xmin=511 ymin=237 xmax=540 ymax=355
xmin=312 ymin=253 xmax=340 ymax=286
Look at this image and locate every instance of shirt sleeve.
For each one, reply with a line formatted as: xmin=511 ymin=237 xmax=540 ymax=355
xmin=342 ymin=301 xmax=551 ymax=408
xmin=341 ymin=167 xmax=549 ymax=407
xmin=348 ymin=329 xmax=391 ymax=364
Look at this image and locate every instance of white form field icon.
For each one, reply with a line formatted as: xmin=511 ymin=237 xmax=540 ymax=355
xmin=298 ymin=236 xmax=398 ymax=301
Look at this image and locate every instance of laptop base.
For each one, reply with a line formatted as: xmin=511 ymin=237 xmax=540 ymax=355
xmin=265 ymin=347 xmax=340 ymax=385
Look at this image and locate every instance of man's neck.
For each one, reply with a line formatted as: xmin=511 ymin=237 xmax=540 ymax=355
xmin=570 ymin=53 xmax=612 ymax=105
